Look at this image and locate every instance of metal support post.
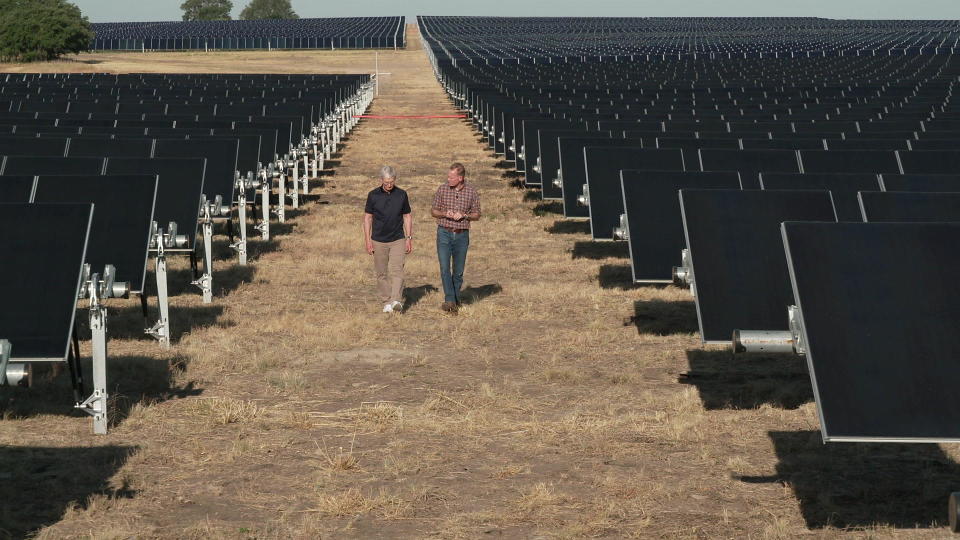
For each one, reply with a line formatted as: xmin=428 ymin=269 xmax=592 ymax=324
xmin=304 ymin=153 xmax=312 ymax=193
xmin=85 ymin=298 xmax=109 ymax=434
xmin=145 ymin=231 xmax=172 ymax=348
xmin=192 ymin=219 xmax=214 ymax=304
xmin=277 ymin=169 xmax=286 ymax=223
xmin=290 ymin=157 xmax=300 ymax=209
xmin=233 ymin=190 xmax=248 ymax=265
xmin=256 ymin=167 xmax=270 ymax=241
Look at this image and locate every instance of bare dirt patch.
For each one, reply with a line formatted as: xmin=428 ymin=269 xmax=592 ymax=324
xmin=1 ymin=25 xmax=956 ymax=539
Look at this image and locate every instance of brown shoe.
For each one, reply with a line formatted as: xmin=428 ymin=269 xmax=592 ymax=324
xmin=441 ymin=301 xmax=459 ymax=314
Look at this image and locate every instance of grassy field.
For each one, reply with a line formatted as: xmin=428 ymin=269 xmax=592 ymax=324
xmin=1 ymin=25 xmax=957 ymax=539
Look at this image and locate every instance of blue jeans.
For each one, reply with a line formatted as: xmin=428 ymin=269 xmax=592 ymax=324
xmin=436 ymin=227 xmax=470 ymax=303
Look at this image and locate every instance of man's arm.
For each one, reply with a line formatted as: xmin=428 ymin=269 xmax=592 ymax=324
xmin=403 ymin=213 xmax=413 ymax=254
xmin=465 ymin=192 xmax=481 ymax=221
xmin=431 ymin=187 xmax=455 ymax=220
xmin=362 ymin=212 xmax=374 ymax=254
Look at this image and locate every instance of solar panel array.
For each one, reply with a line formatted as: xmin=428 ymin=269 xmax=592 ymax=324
xmin=0 ymin=71 xmax=374 ymax=433
xmin=91 ymin=16 xmax=405 ymax=50
xmin=421 ymin=15 xmax=960 ymax=525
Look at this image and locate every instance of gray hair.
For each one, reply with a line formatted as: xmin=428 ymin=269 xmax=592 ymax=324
xmin=379 ymin=165 xmax=396 ymax=180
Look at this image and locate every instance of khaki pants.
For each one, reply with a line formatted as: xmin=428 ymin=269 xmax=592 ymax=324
xmin=373 ymin=238 xmax=406 ymax=304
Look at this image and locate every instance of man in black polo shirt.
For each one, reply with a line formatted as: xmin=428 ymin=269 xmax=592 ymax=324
xmin=363 ymin=166 xmax=413 ymax=313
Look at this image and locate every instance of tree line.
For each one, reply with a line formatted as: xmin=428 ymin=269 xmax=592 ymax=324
xmin=0 ymin=0 xmax=299 ymax=63
xmin=181 ymin=0 xmax=299 ymax=21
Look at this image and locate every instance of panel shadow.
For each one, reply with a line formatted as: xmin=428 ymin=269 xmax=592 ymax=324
xmin=104 ymin=303 xmax=230 ymax=343
xmin=626 ymin=299 xmax=698 ymax=336
xmin=738 ymin=430 xmax=960 ymax=530
xmin=0 ymin=445 xmax=139 ymax=539
xmin=165 ymin=265 xmax=256 ymax=297
xmin=680 ymin=349 xmax=812 ymax=410
xmin=461 ymin=283 xmax=503 ymax=305
xmin=0 ymin=353 xmax=202 ymax=423
xmin=546 ymin=220 xmax=591 ymax=234
xmin=532 ymin=200 xmax=562 ymax=215
xmin=598 ymin=264 xmax=640 ymax=290
xmin=572 ymin=240 xmax=629 ymax=260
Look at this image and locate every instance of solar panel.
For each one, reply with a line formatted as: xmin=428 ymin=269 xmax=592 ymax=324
xmin=540 ymin=131 xmax=608 ymax=199
xmin=1 ymin=156 xmax=105 ymax=176
xmin=584 ymin=146 xmax=684 ymax=238
xmin=0 ymin=175 xmax=35 ymax=202
xmin=698 ymin=149 xmax=800 ymax=189
xmin=0 ymin=203 xmax=92 ymax=361
xmin=859 ymin=191 xmax=960 ymax=222
xmin=0 ymin=136 xmax=67 ymax=157
xmin=560 ymin=139 xmax=643 ymax=217
xmin=66 ymin=138 xmax=154 ymax=158
xmin=620 ymin=170 xmax=741 ymax=282
xmin=33 ymin=175 xmax=158 ymax=293
xmin=153 ymin=139 xmax=237 ymax=205
xmin=898 ymin=151 xmax=960 ymax=175
xmin=760 ymin=173 xmax=882 ymax=221
xmin=799 ymin=150 xmax=902 ymax=175
xmin=880 ymin=174 xmax=960 ymax=193
xmin=104 ymin=158 xmax=205 ymax=250
xmin=782 ymin=222 xmax=960 ymax=441
xmin=680 ymin=189 xmax=837 ymax=343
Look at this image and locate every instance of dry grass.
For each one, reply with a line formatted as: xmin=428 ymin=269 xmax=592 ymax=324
xmin=0 ymin=24 xmax=954 ymax=539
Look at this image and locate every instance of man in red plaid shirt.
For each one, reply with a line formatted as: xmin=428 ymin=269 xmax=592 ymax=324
xmin=431 ymin=162 xmax=481 ymax=314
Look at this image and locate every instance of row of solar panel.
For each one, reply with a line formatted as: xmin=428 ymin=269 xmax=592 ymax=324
xmin=90 ymin=16 xmax=405 ymax=50
xmin=0 ymin=75 xmax=374 ymax=433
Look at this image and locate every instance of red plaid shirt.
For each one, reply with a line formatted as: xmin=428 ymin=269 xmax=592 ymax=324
xmin=432 ymin=182 xmax=480 ymax=230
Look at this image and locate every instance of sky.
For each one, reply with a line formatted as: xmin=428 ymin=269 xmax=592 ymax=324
xmin=71 ymin=0 xmax=959 ymax=23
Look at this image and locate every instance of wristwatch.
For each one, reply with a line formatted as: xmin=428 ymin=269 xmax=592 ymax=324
xmin=406 ymin=236 xmax=413 ymax=240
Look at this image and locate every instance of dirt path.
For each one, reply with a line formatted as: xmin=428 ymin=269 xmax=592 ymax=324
xmin=1 ymin=25 xmax=954 ymax=539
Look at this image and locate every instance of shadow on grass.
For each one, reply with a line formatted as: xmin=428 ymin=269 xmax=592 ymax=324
xmin=403 ymin=284 xmax=439 ymax=312
xmin=572 ymin=240 xmax=628 ymax=260
xmin=679 ymin=349 xmax=812 ymax=410
xmin=523 ymin=190 xmax=544 ymax=203
xmin=0 ymin=352 xmax=202 ymax=424
xmin=598 ymin=264 xmax=641 ymax=290
xmin=532 ymin=202 xmax=563 ymax=217
xmin=461 ymin=284 xmax=503 ymax=305
xmin=494 ymin=160 xmax=514 ymax=169
xmin=738 ymin=430 xmax=960 ymax=530
xmin=626 ymin=299 xmax=698 ymax=336
xmin=546 ymin=220 xmax=591 ymax=234
xmin=165 ymin=265 xmax=256 ymax=298
xmin=104 ymin=302 xmax=230 ymax=344
xmin=0 ymin=445 xmax=139 ymax=539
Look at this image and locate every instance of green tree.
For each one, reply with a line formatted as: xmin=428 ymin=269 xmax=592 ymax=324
xmin=180 ymin=0 xmax=233 ymax=21
xmin=240 ymin=0 xmax=298 ymax=20
xmin=0 ymin=0 xmax=93 ymax=62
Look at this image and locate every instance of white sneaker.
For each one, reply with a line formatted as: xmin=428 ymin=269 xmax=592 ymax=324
xmin=382 ymin=303 xmax=394 ymax=313
xmin=391 ymin=301 xmax=403 ymax=313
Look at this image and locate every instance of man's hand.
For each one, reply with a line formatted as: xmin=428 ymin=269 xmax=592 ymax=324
xmin=405 ymin=238 xmax=413 ymax=254
xmin=451 ymin=211 xmax=465 ymax=221
xmin=365 ymin=239 xmax=374 ymax=255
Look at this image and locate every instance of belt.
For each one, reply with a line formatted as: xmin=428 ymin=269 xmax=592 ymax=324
xmin=440 ymin=226 xmax=468 ymax=233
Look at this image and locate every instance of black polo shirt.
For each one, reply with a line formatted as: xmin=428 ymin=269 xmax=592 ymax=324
xmin=365 ymin=185 xmax=411 ymax=242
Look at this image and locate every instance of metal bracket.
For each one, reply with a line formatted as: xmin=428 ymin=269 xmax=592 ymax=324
xmin=76 ymin=270 xmax=114 ymax=434
xmin=731 ymin=305 xmax=807 ymax=355
xmin=0 ymin=340 xmax=10 ymax=385
xmin=144 ymin=229 xmax=172 ymax=348
xmin=552 ymin=170 xmax=563 ymax=188
xmin=672 ymin=248 xmax=695 ymax=297
xmin=191 ymin=220 xmax=214 ymax=304
xmin=577 ymin=183 xmax=590 ymax=207
xmin=255 ymin=165 xmax=270 ymax=241
xmin=613 ymin=214 xmax=629 ymax=241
